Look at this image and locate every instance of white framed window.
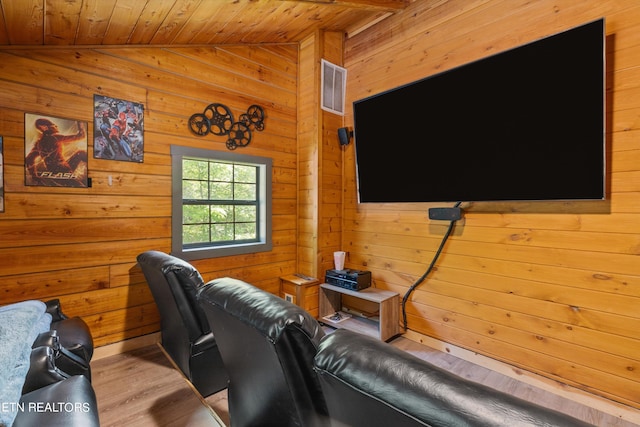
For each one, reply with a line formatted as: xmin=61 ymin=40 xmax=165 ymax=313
xmin=321 ymin=59 xmax=347 ymax=115
xmin=171 ymin=146 xmax=272 ymax=260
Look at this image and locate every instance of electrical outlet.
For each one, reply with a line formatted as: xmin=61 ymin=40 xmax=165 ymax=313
xmin=284 ymin=293 xmax=294 ymax=303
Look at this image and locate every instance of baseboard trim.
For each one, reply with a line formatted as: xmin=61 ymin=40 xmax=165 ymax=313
xmin=92 ymin=332 xmax=161 ymax=360
xmin=403 ymin=330 xmax=640 ymax=425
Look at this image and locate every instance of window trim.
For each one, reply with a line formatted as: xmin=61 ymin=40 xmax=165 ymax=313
xmin=171 ymin=145 xmax=272 ymax=261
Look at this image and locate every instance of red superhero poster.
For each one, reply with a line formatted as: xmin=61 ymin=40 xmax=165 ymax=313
xmin=24 ymin=114 xmax=89 ymax=188
xmin=93 ymin=95 xmax=144 ymax=163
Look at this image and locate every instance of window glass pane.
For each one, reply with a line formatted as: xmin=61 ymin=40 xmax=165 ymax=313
xmin=183 ymin=180 xmax=208 ymax=200
xmin=210 ymin=181 xmax=233 ymax=200
xmin=183 ymin=159 xmax=208 ymax=180
xmin=211 ymin=223 xmax=234 ymax=241
xmin=234 ymin=165 xmax=256 ymax=183
xmin=235 ymin=222 xmax=256 ymax=240
xmin=234 ymin=183 xmax=256 ymax=200
xmin=211 ymin=205 xmax=233 ymax=224
xmin=183 ymin=205 xmax=209 ymax=224
xmin=210 ymin=162 xmax=233 ymax=181
xmin=235 ymin=205 xmax=256 ymax=222
xmin=183 ymin=224 xmax=209 ymax=244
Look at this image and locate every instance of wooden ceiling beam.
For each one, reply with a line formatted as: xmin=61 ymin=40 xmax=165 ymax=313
xmin=282 ymin=0 xmax=409 ymax=12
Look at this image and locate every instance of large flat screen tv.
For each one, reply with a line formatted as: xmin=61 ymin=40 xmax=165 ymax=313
xmin=353 ymin=19 xmax=605 ymax=203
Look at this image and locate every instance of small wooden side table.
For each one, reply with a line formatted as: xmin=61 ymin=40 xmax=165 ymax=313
xmin=319 ymin=283 xmax=400 ymax=341
xmin=280 ymin=275 xmax=320 ymax=318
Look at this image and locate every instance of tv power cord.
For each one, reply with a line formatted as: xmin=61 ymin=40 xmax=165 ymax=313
xmin=401 ymin=201 xmax=463 ymax=331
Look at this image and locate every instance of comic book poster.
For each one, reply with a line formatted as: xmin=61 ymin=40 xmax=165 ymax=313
xmin=93 ymin=95 xmax=144 ymax=163
xmin=24 ymin=114 xmax=89 ymax=188
xmin=0 ymin=136 xmax=4 ymax=212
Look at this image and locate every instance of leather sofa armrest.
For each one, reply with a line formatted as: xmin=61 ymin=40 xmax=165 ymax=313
xmin=32 ymin=330 xmax=91 ymax=381
xmin=22 ymin=346 xmax=70 ymax=394
xmin=44 ymin=299 xmax=68 ymax=322
xmin=15 ymin=375 xmax=99 ymax=427
xmin=43 ymin=299 xmax=94 ymax=362
xmin=191 ymin=331 xmax=217 ymax=355
xmin=49 ymin=316 xmax=94 ymax=362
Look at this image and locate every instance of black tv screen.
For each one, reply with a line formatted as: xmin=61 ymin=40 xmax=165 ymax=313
xmin=353 ymin=19 xmax=605 ymax=203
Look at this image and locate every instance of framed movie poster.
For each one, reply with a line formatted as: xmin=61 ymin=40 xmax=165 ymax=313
xmin=0 ymin=136 xmax=4 ymax=212
xmin=24 ymin=114 xmax=89 ymax=188
xmin=93 ymin=95 xmax=144 ymax=162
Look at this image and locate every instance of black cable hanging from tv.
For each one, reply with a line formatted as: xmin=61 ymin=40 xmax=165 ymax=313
xmin=401 ymin=201 xmax=463 ymax=331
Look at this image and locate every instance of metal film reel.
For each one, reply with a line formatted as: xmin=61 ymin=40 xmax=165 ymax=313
xmin=226 ymin=122 xmax=251 ymax=150
xmin=188 ymin=102 xmax=265 ymax=150
xmin=188 ymin=113 xmax=210 ymax=136
xmin=240 ymin=104 xmax=265 ymax=131
xmin=203 ymin=103 xmax=234 ymax=136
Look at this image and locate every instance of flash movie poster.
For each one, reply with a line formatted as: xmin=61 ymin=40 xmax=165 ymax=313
xmin=93 ymin=95 xmax=144 ymax=163
xmin=24 ymin=114 xmax=89 ymax=188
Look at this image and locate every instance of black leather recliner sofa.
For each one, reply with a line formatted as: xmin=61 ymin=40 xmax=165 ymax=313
xmin=137 ymin=250 xmax=228 ymax=397
xmin=0 ymin=299 xmax=99 ymax=427
xmin=313 ymin=328 xmax=594 ymax=427
xmin=197 ymin=277 xmax=329 ymax=427
xmin=194 ymin=275 xmax=593 ymax=427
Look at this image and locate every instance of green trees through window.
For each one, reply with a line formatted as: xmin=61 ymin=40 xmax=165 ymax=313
xmin=182 ymin=159 xmax=258 ymax=246
xmin=171 ymin=146 xmax=272 ymax=260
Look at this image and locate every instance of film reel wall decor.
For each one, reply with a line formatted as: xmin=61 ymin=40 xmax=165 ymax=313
xmin=188 ymin=103 xmax=265 ymax=150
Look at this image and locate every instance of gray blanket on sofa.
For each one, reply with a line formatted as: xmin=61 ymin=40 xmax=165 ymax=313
xmin=0 ymin=300 xmax=51 ymax=427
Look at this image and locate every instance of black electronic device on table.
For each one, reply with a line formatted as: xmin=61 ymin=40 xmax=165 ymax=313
xmin=325 ymin=269 xmax=371 ymax=291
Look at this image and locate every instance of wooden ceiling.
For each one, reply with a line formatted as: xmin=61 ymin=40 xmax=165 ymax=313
xmin=0 ymin=0 xmax=410 ymax=46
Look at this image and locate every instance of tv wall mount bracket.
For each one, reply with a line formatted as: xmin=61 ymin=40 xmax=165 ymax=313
xmin=188 ymin=103 xmax=265 ymax=150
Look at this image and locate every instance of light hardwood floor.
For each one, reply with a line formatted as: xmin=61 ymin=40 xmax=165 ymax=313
xmin=91 ymin=337 xmax=639 ymax=427
xmin=91 ymin=344 xmax=228 ymax=427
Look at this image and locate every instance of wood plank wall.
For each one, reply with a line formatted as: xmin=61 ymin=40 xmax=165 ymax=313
xmin=342 ymin=0 xmax=640 ymax=409
xmin=0 ymin=44 xmax=299 ymax=348
xmin=298 ymin=33 xmax=322 ymax=277
xmin=297 ymin=31 xmax=345 ymax=279
xmin=320 ymin=32 xmax=347 ymax=274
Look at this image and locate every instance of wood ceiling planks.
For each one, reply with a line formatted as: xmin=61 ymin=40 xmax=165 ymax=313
xmin=0 ymin=0 xmax=412 ymax=46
